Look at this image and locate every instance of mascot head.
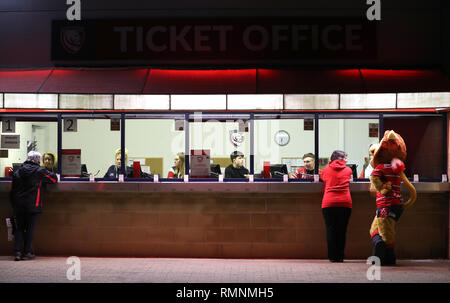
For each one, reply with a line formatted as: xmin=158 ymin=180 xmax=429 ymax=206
xmin=371 ymin=130 xmax=407 ymax=167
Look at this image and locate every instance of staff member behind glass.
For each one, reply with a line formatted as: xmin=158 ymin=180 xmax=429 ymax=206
xmin=225 ymin=151 xmax=249 ymax=178
xmin=359 ymin=143 xmax=379 ymax=178
xmin=167 ymin=152 xmax=185 ymax=178
xmin=10 ymin=151 xmax=58 ymax=261
xmin=104 ymin=148 xmax=133 ymax=179
xmin=42 ymin=152 xmax=57 ymax=173
xmin=291 ymin=153 xmax=322 ymax=179
xmin=321 ymin=150 xmax=353 ymax=263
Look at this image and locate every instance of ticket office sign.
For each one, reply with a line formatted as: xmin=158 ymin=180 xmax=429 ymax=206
xmin=52 ymin=17 xmax=377 ymax=64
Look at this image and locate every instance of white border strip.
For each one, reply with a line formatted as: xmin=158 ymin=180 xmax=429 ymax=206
xmin=397 ymin=92 xmax=450 ymax=108
xmin=171 ymin=95 xmax=226 ymax=110
xmin=340 ymin=93 xmax=396 ymax=109
xmin=114 ymin=95 xmax=170 ymax=110
xmin=285 ymin=94 xmax=339 ymax=110
xmin=4 ymin=93 xmax=58 ymax=109
xmin=59 ymin=94 xmax=113 ymax=109
xmin=228 ymin=94 xmax=283 ymax=110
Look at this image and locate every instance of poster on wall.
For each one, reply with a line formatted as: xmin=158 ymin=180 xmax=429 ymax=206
xmin=61 ymin=149 xmax=81 ymax=177
xmin=1 ymin=135 xmax=20 ymax=149
xmin=190 ymin=149 xmax=210 ymax=177
xmin=110 ymin=118 xmax=120 ymax=131
xmin=0 ymin=150 xmax=8 ymax=158
xmin=369 ymin=123 xmax=379 ymax=138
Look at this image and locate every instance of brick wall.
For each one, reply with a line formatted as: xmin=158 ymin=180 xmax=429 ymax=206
xmin=0 ymin=190 xmax=448 ymax=259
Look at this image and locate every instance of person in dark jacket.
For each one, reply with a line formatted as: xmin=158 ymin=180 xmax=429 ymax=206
xmin=224 ymin=151 xmax=249 ymax=178
xmin=10 ymin=151 xmax=58 ymax=261
xmin=320 ymin=150 xmax=352 ymax=263
xmin=104 ymin=148 xmax=133 ymax=179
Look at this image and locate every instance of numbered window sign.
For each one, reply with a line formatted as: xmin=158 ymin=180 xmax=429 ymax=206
xmin=2 ymin=118 xmax=15 ymax=133
xmin=64 ymin=118 xmax=77 ymax=132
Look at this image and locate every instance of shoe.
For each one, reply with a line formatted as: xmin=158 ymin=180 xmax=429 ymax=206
xmin=21 ymin=252 xmax=35 ymax=260
xmin=384 ymin=248 xmax=396 ymax=266
xmin=372 ymin=235 xmax=386 ymax=265
xmin=14 ymin=252 xmax=21 ymax=261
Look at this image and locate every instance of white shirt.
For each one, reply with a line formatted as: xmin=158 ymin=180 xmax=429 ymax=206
xmin=364 ymin=164 xmax=374 ymax=178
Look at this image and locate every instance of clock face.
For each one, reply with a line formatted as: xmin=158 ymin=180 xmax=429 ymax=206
xmin=274 ymin=130 xmax=290 ymax=146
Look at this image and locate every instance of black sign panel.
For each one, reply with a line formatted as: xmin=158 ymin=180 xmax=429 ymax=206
xmin=52 ymin=18 xmax=377 ymax=64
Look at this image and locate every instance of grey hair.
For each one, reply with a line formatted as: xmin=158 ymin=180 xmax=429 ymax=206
xmin=27 ymin=151 xmax=42 ymax=164
xmin=330 ymin=150 xmax=347 ymax=162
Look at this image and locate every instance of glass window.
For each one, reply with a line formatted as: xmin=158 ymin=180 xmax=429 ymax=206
xmin=0 ymin=115 xmax=58 ymax=177
xmin=383 ymin=114 xmax=444 ymax=179
xmin=318 ymin=115 xmax=379 ymax=179
xmin=124 ymin=114 xmax=185 ymax=179
xmin=254 ymin=114 xmax=315 ymax=179
xmin=189 ymin=113 xmax=251 ymax=178
xmin=61 ymin=114 xmax=121 ymax=179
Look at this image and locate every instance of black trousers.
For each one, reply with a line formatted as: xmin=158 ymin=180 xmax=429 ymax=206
xmin=322 ymin=207 xmax=352 ymax=261
xmin=13 ymin=211 xmax=38 ymax=254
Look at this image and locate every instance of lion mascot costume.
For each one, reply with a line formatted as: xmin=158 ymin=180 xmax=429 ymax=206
xmin=369 ymin=130 xmax=417 ymax=266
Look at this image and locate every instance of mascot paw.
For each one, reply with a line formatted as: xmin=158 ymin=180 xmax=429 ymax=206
xmin=380 ymin=181 xmax=392 ymax=195
xmin=391 ymin=158 xmax=405 ymax=174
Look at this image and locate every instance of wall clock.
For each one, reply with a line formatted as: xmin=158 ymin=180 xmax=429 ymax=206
xmin=274 ymin=130 xmax=290 ymax=146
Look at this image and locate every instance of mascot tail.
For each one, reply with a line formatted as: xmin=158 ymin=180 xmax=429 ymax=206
xmin=391 ymin=158 xmax=417 ymax=209
xmin=399 ymin=171 xmax=417 ymax=209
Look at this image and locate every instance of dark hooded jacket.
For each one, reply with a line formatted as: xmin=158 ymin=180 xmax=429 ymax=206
xmin=10 ymin=161 xmax=58 ymax=214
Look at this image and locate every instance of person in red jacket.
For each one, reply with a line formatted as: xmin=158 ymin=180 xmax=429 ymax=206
xmin=321 ymin=150 xmax=352 ymax=263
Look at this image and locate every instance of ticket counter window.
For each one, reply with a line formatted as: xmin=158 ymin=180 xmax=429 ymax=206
xmin=125 ymin=116 xmax=185 ymax=179
xmin=189 ymin=115 xmax=250 ymax=178
xmin=0 ymin=117 xmax=57 ymax=178
xmin=383 ymin=114 xmax=444 ymax=180
xmin=254 ymin=116 xmax=315 ymax=179
xmin=318 ymin=117 xmax=379 ymax=179
xmin=61 ymin=115 xmax=121 ymax=179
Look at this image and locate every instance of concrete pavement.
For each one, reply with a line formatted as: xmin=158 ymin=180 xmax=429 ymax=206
xmin=0 ymin=256 xmax=449 ymax=283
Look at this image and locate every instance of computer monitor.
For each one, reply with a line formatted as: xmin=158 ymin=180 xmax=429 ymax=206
xmin=210 ymin=164 xmax=221 ymax=177
xmin=346 ymin=164 xmax=358 ymax=179
xmin=270 ymin=164 xmax=288 ymax=179
xmin=81 ymin=164 xmax=89 ymax=177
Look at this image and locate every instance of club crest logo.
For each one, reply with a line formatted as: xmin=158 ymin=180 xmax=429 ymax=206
xmin=60 ymin=26 xmax=85 ymax=54
xmin=230 ymin=130 xmax=245 ymax=147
